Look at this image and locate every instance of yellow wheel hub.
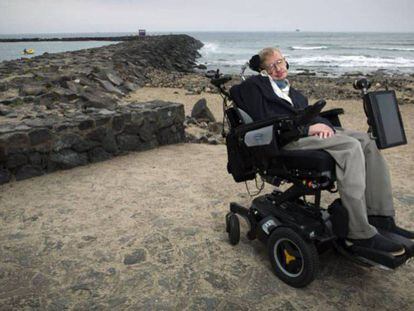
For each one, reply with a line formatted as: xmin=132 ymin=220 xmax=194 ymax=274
xmin=284 ymin=249 xmax=296 ymax=264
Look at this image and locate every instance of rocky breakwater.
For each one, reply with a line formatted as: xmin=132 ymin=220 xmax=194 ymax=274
xmin=0 ymin=35 xmax=203 ymax=184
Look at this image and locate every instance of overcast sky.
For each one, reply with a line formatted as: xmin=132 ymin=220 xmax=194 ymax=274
xmin=0 ymin=0 xmax=413 ymax=34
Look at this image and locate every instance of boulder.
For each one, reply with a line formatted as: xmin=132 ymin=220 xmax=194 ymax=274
xmin=191 ymin=98 xmax=216 ymax=122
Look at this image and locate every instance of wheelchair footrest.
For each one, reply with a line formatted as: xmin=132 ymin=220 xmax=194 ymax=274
xmin=347 ymin=245 xmax=408 ymax=269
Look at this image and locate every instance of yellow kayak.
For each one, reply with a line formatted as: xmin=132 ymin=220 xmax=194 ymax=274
xmin=22 ymin=48 xmax=35 ymax=55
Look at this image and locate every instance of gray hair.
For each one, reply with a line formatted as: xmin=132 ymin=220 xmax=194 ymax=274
xmin=258 ymin=47 xmax=282 ymax=70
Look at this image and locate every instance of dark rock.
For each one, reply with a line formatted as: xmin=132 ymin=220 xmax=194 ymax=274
xmin=0 ymin=169 xmax=11 ymax=184
xmin=78 ymin=119 xmax=95 ymax=131
xmin=50 ymin=149 xmax=88 ymax=169
xmin=6 ymin=153 xmax=28 ymax=169
xmin=95 ymin=116 xmax=112 ymax=127
xmin=191 ymin=98 xmax=216 ymax=122
xmin=51 ymin=87 xmax=78 ymax=101
xmin=97 ymin=79 xmax=124 ymax=96
xmin=88 ymin=147 xmax=112 ymax=163
xmin=123 ymin=123 xmax=141 ymax=135
xmin=117 ymin=134 xmax=141 ymax=151
xmin=0 ymin=105 xmax=14 ymax=116
xmin=52 ymin=133 xmax=81 ymax=151
xmin=207 ymin=122 xmax=223 ymax=134
xmin=0 ymin=124 xmax=15 ymax=135
xmin=15 ymin=165 xmax=43 ymax=181
xmin=72 ymin=139 xmax=100 ymax=152
xmin=106 ymin=72 xmax=123 ymax=86
xmin=80 ymin=89 xmax=117 ymax=110
xmin=6 ymin=132 xmax=29 ymax=148
xmin=158 ymin=125 xmax=185 ymax=145
xmin=123 ymin=249 xmax=146 ymax=265
xmin=84 ymin=127 xmax=118 ymax=153
xmin=28 ymin=128 xmax=52 ymax=145
xmin=64 ymin=80 xmax=79 ymax=93
xmin=28 ymin=152 xmax=46 ymax=167
xmin=112 ymin=115 xmax=125 ymax=132
xmin=139 ymin=121 xmax=155 ymax=142
xmin=35 ymin=92 xmax=61 ymax=107
xmin=1 ymin=96 xmax=24 ymax=106
xmin=0 ymin=145 xmax=7 ymax=161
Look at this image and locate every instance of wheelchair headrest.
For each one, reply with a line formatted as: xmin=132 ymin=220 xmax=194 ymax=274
xmin=249 ymin=54 xmax=261 ymax=72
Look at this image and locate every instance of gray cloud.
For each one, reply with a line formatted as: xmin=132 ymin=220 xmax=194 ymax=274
xmin=0 ymin=0 xmax=413 ymax=34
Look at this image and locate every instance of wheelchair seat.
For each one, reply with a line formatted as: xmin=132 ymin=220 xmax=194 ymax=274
xmin=269 ymin=149 xmax=335 ymax=178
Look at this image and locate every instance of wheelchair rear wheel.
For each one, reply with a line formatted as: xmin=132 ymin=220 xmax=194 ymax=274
xmin=268 ymin=227 xmax=319 ymax=288
xmin=226 ymin=212 xmax=240 ymax=245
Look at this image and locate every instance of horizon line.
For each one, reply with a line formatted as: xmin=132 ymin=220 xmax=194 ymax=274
xmin=1 ymin=30 xmax=414 ymax=36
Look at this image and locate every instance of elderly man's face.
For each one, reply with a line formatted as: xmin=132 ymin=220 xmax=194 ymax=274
xmin=265 ymin=51 xmax=288 ymax=80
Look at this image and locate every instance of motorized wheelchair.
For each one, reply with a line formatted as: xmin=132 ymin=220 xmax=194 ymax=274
xmin=207 ymin=59 xmax=413 ymax=288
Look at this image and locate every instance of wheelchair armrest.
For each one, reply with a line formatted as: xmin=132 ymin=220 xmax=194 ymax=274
xmin=320 ymin=108 xmax=344 ymax=127
xmin=233 ymin=115 xmax=294 ymax=137
xmin=234 ymin=116 xmax=308 ymax=149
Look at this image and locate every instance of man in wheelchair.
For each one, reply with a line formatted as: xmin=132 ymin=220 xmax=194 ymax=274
xmin=216 ymin=47 xmax=414 ymax=287
xmin=235 ymin=47 xmax=413 ymax=255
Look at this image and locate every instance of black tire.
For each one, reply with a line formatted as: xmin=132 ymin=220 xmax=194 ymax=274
xmin=268 ymin=227 xmax=319 ymax=288
xmin=226 ymin=213 xmax=240 ymax=245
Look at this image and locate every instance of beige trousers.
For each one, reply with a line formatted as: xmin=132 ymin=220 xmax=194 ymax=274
xmin=283 ymin=127 xmax=395 ymax=239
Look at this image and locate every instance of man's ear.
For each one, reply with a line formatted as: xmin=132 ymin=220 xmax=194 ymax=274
xmin=285 ymin=58 xmax=289 ymax=70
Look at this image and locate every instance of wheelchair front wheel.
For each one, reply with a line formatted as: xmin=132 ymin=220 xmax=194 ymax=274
xmin=268 ymin=227 xmax=319 ymax=288
xmin=225 ymin=212 xmax=240 ymax=245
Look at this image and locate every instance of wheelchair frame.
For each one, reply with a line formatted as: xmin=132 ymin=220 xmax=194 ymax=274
xmin=208 ymin=70 xmax=414 ymax=288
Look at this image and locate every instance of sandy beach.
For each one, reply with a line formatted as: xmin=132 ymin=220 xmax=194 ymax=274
xmin=1 ymin=86 xmax=413 ymax=309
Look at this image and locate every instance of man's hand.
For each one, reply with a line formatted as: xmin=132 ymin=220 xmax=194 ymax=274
xmin=308 ymin=123 xmax=335 ymax=139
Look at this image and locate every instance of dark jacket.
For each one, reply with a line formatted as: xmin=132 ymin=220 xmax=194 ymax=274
xmin=232 ymin=75 xmax=334 ymax=133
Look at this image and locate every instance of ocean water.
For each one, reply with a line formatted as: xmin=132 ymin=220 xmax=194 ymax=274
xmin=1 ymin=32 xmax=414 ymax=76
xmin=190 ymin=32 xmax=414 ymax=76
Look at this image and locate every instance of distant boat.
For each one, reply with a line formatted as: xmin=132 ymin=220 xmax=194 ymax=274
xmin=296 ymin=29 xmax=300 ymax=32
xmin=22 ymin=48 xmax=35 ymax=55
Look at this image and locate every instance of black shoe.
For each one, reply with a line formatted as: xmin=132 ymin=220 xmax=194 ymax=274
xmin=346 ymin=233 xmax=405 ymax=256
xmin=368 ymin=215 xmax=414 ymax=240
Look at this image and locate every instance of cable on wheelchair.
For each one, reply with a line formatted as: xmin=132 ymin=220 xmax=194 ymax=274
xmin=244 ymin=174 xmax=265 ymax=197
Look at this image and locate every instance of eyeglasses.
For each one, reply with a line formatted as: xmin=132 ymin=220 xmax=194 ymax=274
xmin=267 ymin=58 xmax=286 ymax=70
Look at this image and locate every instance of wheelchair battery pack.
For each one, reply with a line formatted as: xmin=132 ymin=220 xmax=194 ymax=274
xmin=363 ymin=90 xmax=407 ymax=149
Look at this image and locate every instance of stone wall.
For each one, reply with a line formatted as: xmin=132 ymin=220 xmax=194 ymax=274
xmin=0 ymin=101 xmax=184 ymax=184
xmin=0 ymin=34 xmax=204 ymax=184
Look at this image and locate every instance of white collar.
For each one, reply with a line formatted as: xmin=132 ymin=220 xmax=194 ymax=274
xmin=260 ymin=71 xmax=292 ymax=105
